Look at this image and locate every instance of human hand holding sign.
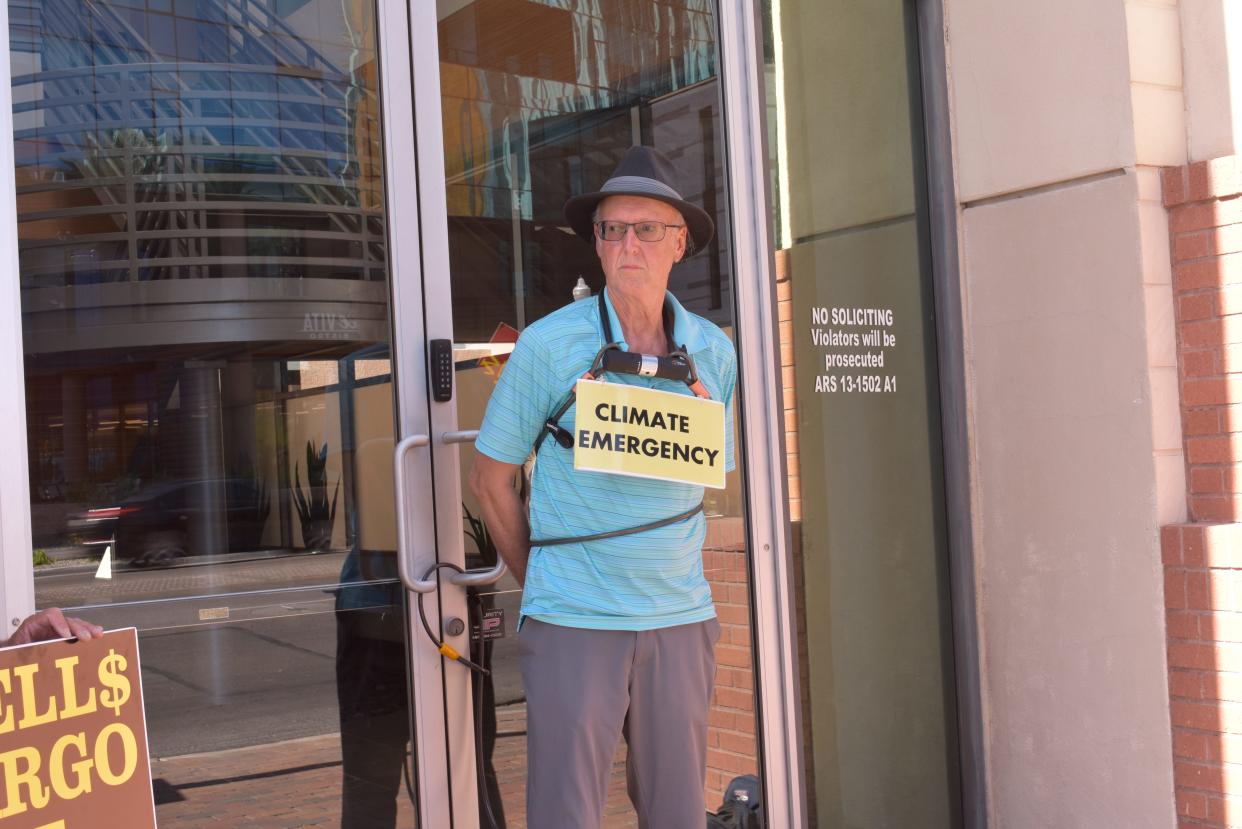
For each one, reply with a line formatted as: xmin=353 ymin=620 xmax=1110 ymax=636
xmin=0 ymin=624 xmax=156 ymax=827
xmin=4 ymin=607 xmax=104 ymax=647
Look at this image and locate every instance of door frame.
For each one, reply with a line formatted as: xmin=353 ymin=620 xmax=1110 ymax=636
xmin=715 ymin=1 xmax=808 ymax=825
xmin=381 ymin=0 xmax=484 ymax=824
xmin=0 ymin=0 xmax=36 ymax=637
xmin=390 ymin=0 xmax=811 ymax=822
xmin=0 ymin=0 xmax=813 ymax=827
xmin=0 ymin=0 xmax=472 ymax=822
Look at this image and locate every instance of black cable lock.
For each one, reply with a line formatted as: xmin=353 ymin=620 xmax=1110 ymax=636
xmin=415 ymin=561 xmax=489 ymax=675
xmin=414 ymin=567 xmax=500 ymax=828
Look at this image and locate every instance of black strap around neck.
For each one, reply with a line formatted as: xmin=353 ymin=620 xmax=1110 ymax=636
xmin=597 ymin=290 xmax=678 ymax=355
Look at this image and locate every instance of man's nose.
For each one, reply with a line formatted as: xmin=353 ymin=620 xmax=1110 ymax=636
xmin=621 ymin=224 xmax=643 ymax=251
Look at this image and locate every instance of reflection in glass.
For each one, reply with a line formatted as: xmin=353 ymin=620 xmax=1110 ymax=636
xmin=439 ymin=0 xmax=731 ymax=340
xmin=438 ymin=0 xmax=757 ymax=823
xmin=335 ymin=580 xmax=411 ymax=827
xmin=16 ymin=0 xmax=393 ymax=573
xmin=142 ymin=605 xmax=414 ymax=828
xmin=11 ymin=0 xmax=414 ymax=823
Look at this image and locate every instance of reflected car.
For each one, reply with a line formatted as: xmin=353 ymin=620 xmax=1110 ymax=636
xmin=65 ymin=479 xmax=271 ymax=566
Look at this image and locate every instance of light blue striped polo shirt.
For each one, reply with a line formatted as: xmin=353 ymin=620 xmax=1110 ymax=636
xmin=475 ymin=287 xmax=737 ymax=631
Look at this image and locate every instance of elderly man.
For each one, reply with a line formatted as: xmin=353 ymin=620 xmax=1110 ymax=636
xmin=470 ymin=146 xmax=736 ymax=827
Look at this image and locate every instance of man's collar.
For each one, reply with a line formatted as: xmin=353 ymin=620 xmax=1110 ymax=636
xmin=600 ymin=286 xmax=707 ymax=353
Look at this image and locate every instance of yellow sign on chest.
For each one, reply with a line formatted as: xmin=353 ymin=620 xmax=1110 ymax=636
xmin=573 ymin=379 xmax=726 ymax=489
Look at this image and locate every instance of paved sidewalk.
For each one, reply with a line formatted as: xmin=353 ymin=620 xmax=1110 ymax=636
xmin=150 ymin=702 xmax=638 ymax=827
xmin=151 ymin=733 xmax=415 ymax=828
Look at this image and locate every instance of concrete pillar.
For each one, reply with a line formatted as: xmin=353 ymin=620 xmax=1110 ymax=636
xmin=221 ymin=359 xmax=257 ymax=477
xmin=183 ymin=361 xmax=226 ymax=557
xmin=1181 ymin=0 xmax=1242 ymax=161
xmin=60 ymin=373 xmax=86 ymax=488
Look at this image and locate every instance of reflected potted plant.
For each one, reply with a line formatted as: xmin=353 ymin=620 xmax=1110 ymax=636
xmin=237 ymin=468 xmax=272 ymax=551
xmin=463 ymin=502 xmax=498 ymax=569
xmin=293 ymin=442 xmax=340 ymax=551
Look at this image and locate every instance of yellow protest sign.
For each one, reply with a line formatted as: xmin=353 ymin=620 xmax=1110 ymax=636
xmin=0 ymin=628 xmax=156 ymax=829
xmin=573 ymin=379 xmax=727 ymax=488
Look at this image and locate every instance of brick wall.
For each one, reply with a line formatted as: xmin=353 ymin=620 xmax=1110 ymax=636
xmin=698 ymin=248 xmax=801 ymax=811
xmin=695 ymin=251 xmax=799 ymax=810
xmin=776 ymin=249 xmax=801 ymax=524
xmin=1166 ymin=156 xmax=1242 ymax=523
xmin=1163 ymin=155 xmax=1242 ymax=828
xmin=703 ymin=531 xmax=759 ymax=807
xmin=774 ymin=247 xmax=818 ymax=824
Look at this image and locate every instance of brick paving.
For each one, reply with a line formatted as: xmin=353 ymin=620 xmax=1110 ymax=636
xmin=151 ymin=733 xmax=415 ymax=828
xmin=150 ymin=702 xmax=638 ymax=827
xmin=112 ymin=542 xmax=757 ymax=826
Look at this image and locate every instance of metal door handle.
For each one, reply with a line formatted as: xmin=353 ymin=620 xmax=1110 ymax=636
xmin=394 ymin=433 xmax=436 ymax=593
xmin=394 ymin=430 xmax=508 ymax=592
xmin=449 ymin=559 xmax=507 ymax=587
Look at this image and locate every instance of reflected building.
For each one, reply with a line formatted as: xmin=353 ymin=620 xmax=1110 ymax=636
xmin=14 ymin=0 xmax=738 ymax=555
xmin=14 ymin=0 xmax=393 ymax=557
xmin=438 ymin=0 xmax=729 ymax=337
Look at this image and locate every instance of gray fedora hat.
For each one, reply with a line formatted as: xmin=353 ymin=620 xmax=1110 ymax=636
xmin=563 ymin=145 xmax=715 ymax=255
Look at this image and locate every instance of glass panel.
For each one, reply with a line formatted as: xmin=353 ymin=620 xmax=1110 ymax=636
xmin=146 ymin=604 xmax=415 ymax=826
xmin=438 ymin=1 xmax=759 ymax=824
xmin=760 ymin=1 xmax=962 ymax=826
xmin=11 ymin=0 xmax=418 ymax=822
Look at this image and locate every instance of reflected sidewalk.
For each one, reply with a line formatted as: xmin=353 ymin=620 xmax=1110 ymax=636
xmin=149 ymin=702 xmax=637 ymax=828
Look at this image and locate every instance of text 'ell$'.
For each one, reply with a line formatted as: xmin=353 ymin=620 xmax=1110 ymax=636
xmin=0 ymin=647 xmax=131 ymax=734
xmin=98 ymin=650 xmax=130 ymax=717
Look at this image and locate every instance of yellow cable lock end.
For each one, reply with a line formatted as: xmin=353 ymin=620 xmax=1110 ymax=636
xmin=439 ymin=643 xmax=461 ymax=661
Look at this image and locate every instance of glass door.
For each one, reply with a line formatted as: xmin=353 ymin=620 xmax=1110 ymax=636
xmin=5 ymin=0 xmax=769 ymax=824
xmin=6 ymin=0 xmax=450 ymax=822
xmin=412 ymin=1 xmax=765 ymax=825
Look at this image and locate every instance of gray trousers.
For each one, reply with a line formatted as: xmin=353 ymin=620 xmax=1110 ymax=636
xmin=519 ymin=616 xmax=721 ymax=828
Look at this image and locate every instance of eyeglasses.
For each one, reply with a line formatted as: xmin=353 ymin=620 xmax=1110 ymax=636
xmin=594 ymin=220 xmax=685 ymax=243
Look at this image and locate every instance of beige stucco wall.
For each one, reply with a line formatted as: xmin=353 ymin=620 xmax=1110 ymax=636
xmin=946 ymin=0 xmax=1183 ymax=825
xmin=1126 ymin=0 xmax=1190 ymax=526
xmin=948 ymin=1 xmax=1135 ymax=202
xmin=1181 ymin=0 xmax=1242 ymax=161
xmin=961 ymin=172 xmax=1176 ymax=827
